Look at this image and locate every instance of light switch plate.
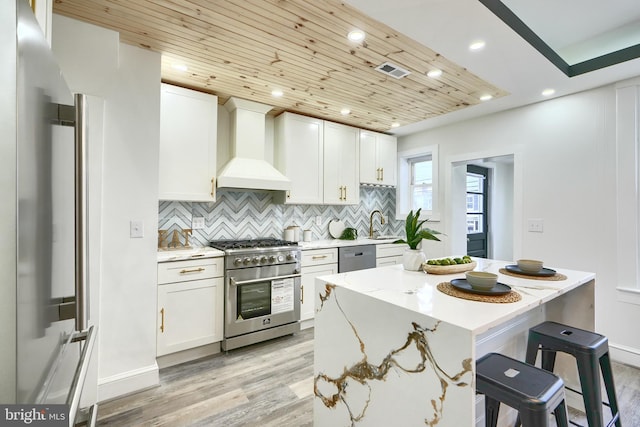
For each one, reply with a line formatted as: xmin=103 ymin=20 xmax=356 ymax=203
xmin=130 ymin=220 xmax=144 ymax=238
xmin=192 ymin=217 xmax=205 ymax=230
xmin=527 ymin=219 xmax=544 ymax=233
xmin=315 ymin=216 xmax=322 ymax=226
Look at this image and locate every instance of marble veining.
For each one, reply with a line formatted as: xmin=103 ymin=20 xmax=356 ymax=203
xmin=315 ymin=283 xmax=473 ymax=426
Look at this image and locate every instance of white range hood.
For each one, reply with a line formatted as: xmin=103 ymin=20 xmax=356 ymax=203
xmin=217 ymin=97 xmax=291 ymax=191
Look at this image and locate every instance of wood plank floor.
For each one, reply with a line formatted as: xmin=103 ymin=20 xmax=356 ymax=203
xmin=96 ymin=328 xmax=640 ymax=426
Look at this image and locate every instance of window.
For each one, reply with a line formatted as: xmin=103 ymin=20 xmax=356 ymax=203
xmin=409 ymin=156 xmax=433 ymax=211
xmin=396 ymin=145 xmax=439 ymax=221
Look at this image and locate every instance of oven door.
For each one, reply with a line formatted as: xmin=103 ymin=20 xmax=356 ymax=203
xmin=225 ymin=268 xmax=301 ymax=339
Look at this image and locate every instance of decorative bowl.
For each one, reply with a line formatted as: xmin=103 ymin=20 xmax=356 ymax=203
xmin=517 ymin=259 xmax=544 ymax=274
xmin=465 ymin=271 xmax=498 ymax=290
xmin=422 ymin=261 xmax=476 ymax=275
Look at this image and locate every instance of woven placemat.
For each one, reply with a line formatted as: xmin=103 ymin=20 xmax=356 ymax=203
xmin=437 ymin=282 xmax=522 ymax=303
xmin=499 ymin=268 xmax=567 ymax=281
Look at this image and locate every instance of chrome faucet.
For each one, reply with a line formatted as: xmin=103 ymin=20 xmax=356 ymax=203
xmin=369 ymin=210 xmax=386 ymax=238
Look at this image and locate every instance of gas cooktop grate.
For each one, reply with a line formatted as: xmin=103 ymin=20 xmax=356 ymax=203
xmin=209 ymin=238 xmax=298 ymax=251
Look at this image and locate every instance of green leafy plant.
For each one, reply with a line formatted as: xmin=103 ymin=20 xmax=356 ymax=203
xmin=394 ymin=208 xmax=441 ymax=250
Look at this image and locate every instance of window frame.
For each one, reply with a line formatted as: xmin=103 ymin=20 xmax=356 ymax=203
xmin=396 ymin=145 xmax=440 ymax=221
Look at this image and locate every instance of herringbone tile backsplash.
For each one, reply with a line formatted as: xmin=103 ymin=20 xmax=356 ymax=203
xmin=158 ymin=186 xmax=404 ymax=246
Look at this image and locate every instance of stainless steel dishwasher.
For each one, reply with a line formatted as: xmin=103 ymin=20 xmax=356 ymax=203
xmin=338 ymin=245 xmax=376 ymax=272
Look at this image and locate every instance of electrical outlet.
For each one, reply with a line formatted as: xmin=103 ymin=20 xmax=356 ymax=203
xmin=315 ymin=216 xmax=322 ymax=226
xmin=192 ymin=216 xmax=205 ymax=230
xmin=130 ymin=220 xmax=144 ymax=238
xmin=527 ymin=219 xmax=544 ymax=233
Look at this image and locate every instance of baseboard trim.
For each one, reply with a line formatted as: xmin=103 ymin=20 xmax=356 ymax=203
xmin=609 ymin=342 xmax=640 ymax=368
xmin=97 ymin=363 xmax=159 ymax=403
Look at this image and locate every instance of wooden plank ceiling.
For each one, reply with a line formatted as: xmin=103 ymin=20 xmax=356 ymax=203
xmin=53 ymin=0 xmax=508 ymax=132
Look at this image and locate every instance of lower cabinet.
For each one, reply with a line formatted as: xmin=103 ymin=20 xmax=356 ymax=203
xmin=376 ymin=243 xmax=408 ymax=267
xmin=300 ymin=248 xmax=338 ymax=324
xmin=157 ymin=257 xmax=224 ymax=356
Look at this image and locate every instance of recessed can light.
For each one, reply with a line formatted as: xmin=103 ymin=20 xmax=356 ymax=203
xmin=426 ymin=69 xmax=443 ymax=78
xmin=347 ymin=30 xmax=365 ymax=42
xmin=171 ymin=63 xmax=188 ymax=72
xmin=469 ymin=40 xmax=486 ymax=51
xmin=391 ymin=122 xmax=400 ymax=128
xmin=542 ymin=88 xmax=556 ymax=96
xmin=340 ymin=108 xmax=351 ymax=115
xmin=271 ymin=89 xmax=284 ymax=97
xmin=480 ymin=94 xmax=493 ymax=101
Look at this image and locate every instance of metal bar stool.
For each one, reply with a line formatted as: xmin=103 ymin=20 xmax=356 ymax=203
xmin=476 ymin=352 xmax=570 ymax=427
xmin=524 ymin=321 xmax=621 ymax=427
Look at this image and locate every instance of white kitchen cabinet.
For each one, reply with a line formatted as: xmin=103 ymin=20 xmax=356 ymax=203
xmin=324 ymin=121 xmax=360 ymax=204
xmin=159 ymin=83 xmax=218 ymax=202
xmin=157 ymin=257 xmax=224 ymax=356
xmin=300 ymin=248 xmax=338 ymax=325
xmin=274 ymin=112 xmax=324 ymax=204
xmin=360 ymin=130 xmax=397 ymax=186
xmin=376 ymin=243 xmax=407 ymax=267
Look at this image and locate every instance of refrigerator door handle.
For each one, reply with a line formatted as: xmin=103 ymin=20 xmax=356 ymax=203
xmin=66 ymin=325 xmax=96 ymax=427
xmin=74 ymin=93 xmax=89 ymax=332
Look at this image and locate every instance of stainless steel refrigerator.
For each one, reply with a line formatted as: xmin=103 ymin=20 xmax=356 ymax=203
xmin=1 ymin=1 xmax=96 ymax=425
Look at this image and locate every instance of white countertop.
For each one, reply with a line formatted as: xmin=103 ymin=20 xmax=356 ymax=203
xmin=157 ymin=246 xmax=224 ymax=262
xmin=316 ymin=258 xmax=595 ymax=335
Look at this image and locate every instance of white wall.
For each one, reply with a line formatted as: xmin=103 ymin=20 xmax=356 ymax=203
xmin=399 ymin=84 xmax=640 ymax=366
xmin=52 ymin=15 xmax=161 ymax=400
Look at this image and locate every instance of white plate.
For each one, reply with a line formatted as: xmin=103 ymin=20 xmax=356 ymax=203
xmin=328 ymin=219 xmax=345 ymax=239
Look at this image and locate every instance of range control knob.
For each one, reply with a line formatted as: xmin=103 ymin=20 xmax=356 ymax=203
xmin=277 ymin=255 xmax=285 ymax=262
xmin=252 ymin=256 xmax=260 ymax=264
xmin=243 ymin=257 xmax=251 ymax=265
xmin=233 ymin=258 xmax=242 ymax=266
xmin=260 ymin=256 xmax=268 ymax=264
xmin=268 ymin=255 xmax=276 ymax=263
xmin=286 ymin=253 xmax=295 ymax=261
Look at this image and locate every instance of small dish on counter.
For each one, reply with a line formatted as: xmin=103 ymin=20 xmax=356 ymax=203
xmin=450 ymin=279 xmax=512 ymax=296
xmin=422 ymin=260 xmax=476 ymax=275
xmin=505 ymin=264 xmax=556 ymax=277
xmin=517 ymin=259 xmax=544 ymax=273
xmin=465 ymin=271 xmax=498 ymax=290
xmin=328 ymin=219 xmax=345 ymax=239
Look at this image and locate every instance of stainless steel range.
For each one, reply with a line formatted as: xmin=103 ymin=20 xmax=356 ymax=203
xmin=209 ymin=238 xmax=301 ymax=351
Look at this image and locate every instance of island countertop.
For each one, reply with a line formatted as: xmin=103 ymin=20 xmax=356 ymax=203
xmin=313 ymin=258 xmax=595 ymax=426
xmin=315 ymin=258 xmax=595 ymax=335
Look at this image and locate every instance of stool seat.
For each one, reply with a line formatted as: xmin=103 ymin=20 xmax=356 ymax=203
xmin=476 ymin=352 xmax=569 ymax=427
xmin=526 ymin=321 xmax=621 ymax=427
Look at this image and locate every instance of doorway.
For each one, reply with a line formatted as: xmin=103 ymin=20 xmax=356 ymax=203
xmin=466 ymin=165 xmax=488 ymax=258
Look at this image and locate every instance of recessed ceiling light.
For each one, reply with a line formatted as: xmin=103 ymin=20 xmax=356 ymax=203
xmin=542 ymin=88 xmax=556 ymax=97
xmin=271 ymin=89 xmax=284 ymax=97
xmin=347 ymin=30 xmax=365 ymax=42
xmin=479 ymin=94 xmax=493 ymax=101
xmin=340 ymin=108 xmax=351 ymax=115
xmin=171 ymin=63 xmax=188 ymax=72
xmin=469 ymin=40 xmax=486 ymax=51
xmin=391 ymin=122 xmax=400 ymax=128
xmin=426 ymin=69 xmax=443 ymax=78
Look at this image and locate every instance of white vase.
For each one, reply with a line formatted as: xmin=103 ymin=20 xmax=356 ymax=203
xmin=403 ymin=249 xmax=426 ymax=271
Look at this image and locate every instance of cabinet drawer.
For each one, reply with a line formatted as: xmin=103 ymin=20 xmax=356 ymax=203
xmin=158 ymin=257 xmax=224 ymax=284
xmin=376 ymin=243 xmax=407 ymax=259
xmin=301 ymin=248 xmax=338 ymax=267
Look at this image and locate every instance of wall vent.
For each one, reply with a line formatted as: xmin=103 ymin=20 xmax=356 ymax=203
xmin=374 ymin=62 xmax=411 ymax=79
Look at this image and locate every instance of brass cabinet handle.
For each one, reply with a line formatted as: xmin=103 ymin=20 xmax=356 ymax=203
xmin=344 ymin=186 xmax=347 ymax=201
xmin=312 ymin=255 xmax=328 ymax=260
xmin=300 ymin=285 xmax=304 ymax=304
xmin=179 ymin=267 xmax=205 ymax=274
xmin=210 ymin=177 xmax=216 ymax=198
xmin=376 ymin=168 xmax=381 ymax=180
xmin=381 ymin=168 xmax=384 ymax=181
xmin=160 ymin=308 xmax=165 ymax=333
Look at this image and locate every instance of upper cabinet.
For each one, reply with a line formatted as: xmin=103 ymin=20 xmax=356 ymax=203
xmin=274 ymin=113 xmax=324 ymax=204
xmin=159 ymin=84 xmax=218 ymax=202
xmin=360 ymin=130 xmax=397 ymax=187
xmin=323 ymin=121 xmax=360 ymax=205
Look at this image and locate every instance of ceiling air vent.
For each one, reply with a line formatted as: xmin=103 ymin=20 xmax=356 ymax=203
xmin=374 ymin=62 xmax=411 ymax=79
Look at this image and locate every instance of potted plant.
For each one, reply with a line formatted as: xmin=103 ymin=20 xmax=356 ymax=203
xmin=394 ymin=209 xmax=441 ymax=270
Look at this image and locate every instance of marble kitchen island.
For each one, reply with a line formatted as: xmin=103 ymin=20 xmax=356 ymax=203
xmin=313 ymin=258 xmax=595 ymax=426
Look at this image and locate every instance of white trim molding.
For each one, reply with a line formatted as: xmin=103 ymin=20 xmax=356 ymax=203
xmin=97 ymin=363 xmax=159 ymax=402
xmin=616 ymin=286 xmax=640 ymax=305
